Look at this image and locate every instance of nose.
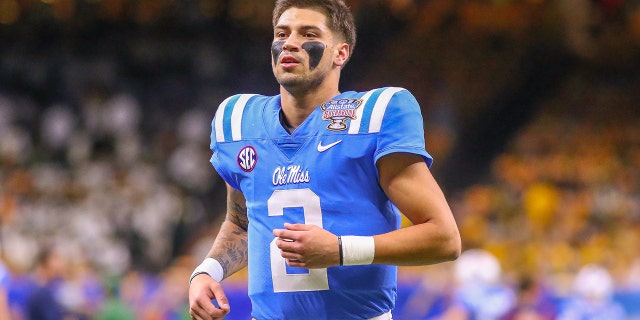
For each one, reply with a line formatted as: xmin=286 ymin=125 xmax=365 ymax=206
xmin=282 ymin=34 xmax=303 ymax=52
xmin=282 ymin=42 xmax=298 ymax=52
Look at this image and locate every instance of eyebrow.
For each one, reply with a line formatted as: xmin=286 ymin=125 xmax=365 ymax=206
xmin=274 ymin=24 xmax=324 ymax=32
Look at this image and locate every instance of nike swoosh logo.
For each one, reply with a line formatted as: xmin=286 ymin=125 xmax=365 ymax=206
xmin=317 ymin=140 xmax=342 ymax=152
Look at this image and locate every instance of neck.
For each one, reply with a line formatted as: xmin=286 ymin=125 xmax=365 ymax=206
xmin=279 ymin=74 xmax=340 ymax=129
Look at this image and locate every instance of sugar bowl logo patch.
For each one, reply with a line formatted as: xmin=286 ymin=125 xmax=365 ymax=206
xmin=237 ymin=146 xmax=257 ymax=172
xmin=321 ymin=98 xmax=362 ymax=131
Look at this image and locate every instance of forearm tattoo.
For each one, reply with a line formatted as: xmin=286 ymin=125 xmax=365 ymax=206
xmin=208 ymin=187 xmax=249 ymax=279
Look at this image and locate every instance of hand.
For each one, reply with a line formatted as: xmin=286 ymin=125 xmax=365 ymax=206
xmin=273 ymin=223 xmax=340 ymax=268
xmin=189 ymin=274 xmax=230 ymax=320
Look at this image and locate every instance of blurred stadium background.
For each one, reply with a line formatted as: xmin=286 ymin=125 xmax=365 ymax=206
xmin=0 ymin=0 xmax=639 ymax=319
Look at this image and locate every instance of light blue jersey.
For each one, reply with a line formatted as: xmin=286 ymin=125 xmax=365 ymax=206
xmin=210 ymin=87 xmax=432 ymax=320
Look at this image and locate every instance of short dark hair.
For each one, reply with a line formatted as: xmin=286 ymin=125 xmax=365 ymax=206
xmin=272 ymin=0 xmax=357 ymax=59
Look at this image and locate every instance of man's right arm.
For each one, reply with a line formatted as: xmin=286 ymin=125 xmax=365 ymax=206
xmin=189 ymin=183 xmax=248 ymax=319
xmin=205 ymin=183 xmax=249 ymax=280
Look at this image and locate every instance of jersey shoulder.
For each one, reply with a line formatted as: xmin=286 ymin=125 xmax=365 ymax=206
xmin=211 ymin=93 xmax=275 ymax=143
xmin=342 ymin=86 xmax=421 ymax=135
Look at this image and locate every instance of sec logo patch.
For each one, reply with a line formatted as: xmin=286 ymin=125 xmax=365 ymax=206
xmin=237 ymin=146 xmax=257 ymax=172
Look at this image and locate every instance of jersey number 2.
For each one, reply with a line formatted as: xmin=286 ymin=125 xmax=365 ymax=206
xmin=268 ymin=189 xmax=330 ymax=292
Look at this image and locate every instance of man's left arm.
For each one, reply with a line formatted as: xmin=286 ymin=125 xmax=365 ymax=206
xmin=373 ymin=152 xmax=461 ymax=265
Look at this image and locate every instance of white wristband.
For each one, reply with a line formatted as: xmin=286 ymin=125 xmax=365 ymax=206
xmin=190 ymin=258 xmax=224 ymax=284
xmin=340 ymin=236 xmax=375 ymax=265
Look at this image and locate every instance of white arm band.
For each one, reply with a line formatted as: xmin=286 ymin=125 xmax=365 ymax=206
xmin=189 ymin=258 xmax=224 ymax=284
xmin=340 ymin=236 xmax=375 ymax=265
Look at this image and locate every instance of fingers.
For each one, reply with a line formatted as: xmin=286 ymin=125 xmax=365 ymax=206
xmin=275 ymin=236 xmax=306 ymax=256
xmin=211 ymin=284 xmax=231 ymax=315
xmin=279 ymin=250 xmax=306 ymax=267
xmin=279 ymin=247 xmax=303 ymax=260
xmin=190 ymin=297 xmax=229 ymax=320
xmin=273 ymin=223 xmax=314 ymax=239
xmin=272 ymin=228 xmax=293 ymax=240
xmin=276 ymin=236 xmax=318 ymax=268
xmin=189 ymin=279 xmax=231 ymax=320
xmin=189 ymin=303 xmax=229 ymax=319
xmin=284 ymin=222 xmax=315 ymax=230
xmin=272 ymin=223 xmax=338 ymax=268
xmin=285 ymin=259 xmax=305 ymax=267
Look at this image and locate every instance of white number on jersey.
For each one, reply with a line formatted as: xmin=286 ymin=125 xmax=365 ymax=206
xmin=268 ymin=189 xmax=330 ymax=292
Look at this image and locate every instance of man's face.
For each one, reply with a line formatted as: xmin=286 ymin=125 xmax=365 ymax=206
xmin=271 ymin=7 xmax=340 ymax=91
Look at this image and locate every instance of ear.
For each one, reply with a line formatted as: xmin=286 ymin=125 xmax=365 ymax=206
xmin=333 ymin=42 xmax=350 ymax=67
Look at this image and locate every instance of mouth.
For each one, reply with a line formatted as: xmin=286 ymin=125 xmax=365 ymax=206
xmin=280 ymin=55 xmax=301 ymax=68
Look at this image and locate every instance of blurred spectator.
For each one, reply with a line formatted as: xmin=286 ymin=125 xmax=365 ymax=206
xmin=95 ymin=280 xmax=136 ymax=320
xmin=26 ymin=245 xmax=87 ymax=320
xmin=556 ymin=264 xmax=627 ymax=320
xmin=396 ymin=263 xmax=456 ymax=319
xmin=439 ymin=249 xmax=516 ymax=320
xmin=40 ymin=104 xmax=76 ymax=157
xmin=501 ymin=275 xmax=557 ymax=320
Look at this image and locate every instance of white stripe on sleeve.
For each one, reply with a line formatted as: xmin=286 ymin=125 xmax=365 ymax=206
xmin=214 ymin=96 xmax=233 ymax=142
xmin=348 ymin=89 xmax=377 ymax=134
xmin=368 ymin=87 xmax=403 ymax=133
xmin=231 ymin=94 xmax=256 ymax=141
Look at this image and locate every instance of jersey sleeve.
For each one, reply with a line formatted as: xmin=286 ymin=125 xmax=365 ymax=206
xmin=373 ymin=88 xmax=433 ymax=168
xmin=209 ymin=94 xmax=259 ymax=190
